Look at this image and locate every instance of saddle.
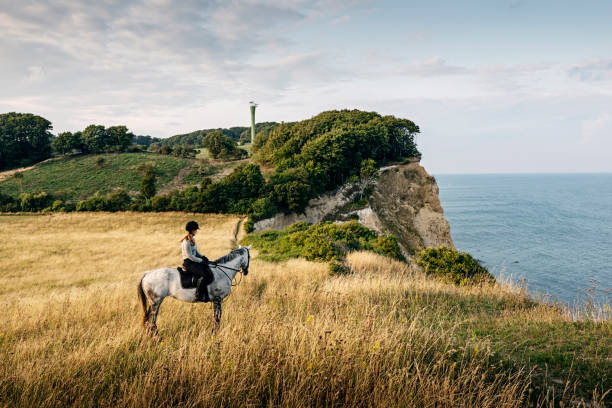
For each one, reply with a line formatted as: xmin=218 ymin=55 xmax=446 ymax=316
xmin=177 ymin=267 xmax=198 ymax=289
xmin=177 ymin=266 xmax=213 ymax=303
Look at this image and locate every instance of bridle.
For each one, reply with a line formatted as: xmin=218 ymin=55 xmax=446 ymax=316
xmin=210 ymin=247 xmax=249 ymax=287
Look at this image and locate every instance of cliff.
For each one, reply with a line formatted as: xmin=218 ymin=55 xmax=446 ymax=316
xmin=254 ymin=160 xmax=454 ymax=255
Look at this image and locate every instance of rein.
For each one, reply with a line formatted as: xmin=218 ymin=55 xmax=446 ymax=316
xmin=209 ymin=247 xmax=249 ymax=288
xmin=210 ymin=262 xmax=243 ymax=287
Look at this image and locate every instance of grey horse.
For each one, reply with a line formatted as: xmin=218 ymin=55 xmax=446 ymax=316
xmin=137 ymin=245 xmax=250 ymax=334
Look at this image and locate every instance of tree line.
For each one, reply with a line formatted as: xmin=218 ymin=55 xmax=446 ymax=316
xmin=1 ymin=110 xmax=422 ymax=234
xmin=0 ymin=112 xmax=159 ymax=170
xmin=52 ymin=125 xmax=135 ymax=155
xmin=160 ymin=122 xmax=278 ymax=148
xmin=0 ymin=111 xmax=266 ymax=171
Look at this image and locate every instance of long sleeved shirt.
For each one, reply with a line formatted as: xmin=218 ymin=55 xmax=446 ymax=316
xmin=182 ymin=239 xmax=204 ymax=263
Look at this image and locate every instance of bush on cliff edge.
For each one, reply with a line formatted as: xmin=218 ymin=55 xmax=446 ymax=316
xmin=416 ymin=246 xmax=494 ymax=285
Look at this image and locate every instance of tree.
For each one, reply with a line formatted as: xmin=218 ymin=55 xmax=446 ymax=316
xmin=360 ymin=159 xmax=378 ymax=182
xmin=203 ymin=130 xmax=246 ymax=160
xmin=81 ymin=125 xmax=108 ymax=154
xmin=106 ymin=125 xmax=133 ymax=152
xmin=106 ymin=125 xmax=134 ymax=152
xmin=140 ymin=170 xmax=156 ymax=199
xmin=0 ymin=112 xmax=53 ymax=170
xmin=71 ymin=131 xmax=84 ymax=152
xmin=52 ymin=132 xmax=75 ymax=155
xmin=133 ymin=135 xmax=162 ymax=147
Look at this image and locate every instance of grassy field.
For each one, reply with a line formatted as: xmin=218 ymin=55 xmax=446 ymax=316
xmin=0 ymin=213 xmax=609 ymax=407
xmin=0 ymin=153 xmax=192 ymax=201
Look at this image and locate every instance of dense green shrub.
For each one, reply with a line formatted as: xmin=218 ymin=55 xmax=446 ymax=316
xmin=372 ymin=236 xmax=403 ymax=259
xmin=104 ymin=189 xmax=132 ymax=212
xmin=0 ymin=192 xmax=19 ymax=211
xmin=241 ymin=220 xmax=405 ymax=263
xmin=199 ymin=164 xmax=265 ymax=213
xmin=269 ymin=168 xmax=312 ymax=213
xmin=140 ymin=170 xmax=156 ymax=199
xmin=416 ymin=246 xmax=494 ymax=285
xmin=244 ymin=197 xmax=278 ymax=232
xmin=20 ymin=191 xmax=52 ymax=212
xmin=76 ymin=193 xmax=105 ymax=211
xmin=242 ymin=122 xmax=278 ymax=144
xmin=76 ymin=189 xmax=132 ymax=212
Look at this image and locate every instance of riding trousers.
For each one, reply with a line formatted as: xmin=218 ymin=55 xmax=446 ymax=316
xmin=183 ymin=258 xmax=214 ymax=286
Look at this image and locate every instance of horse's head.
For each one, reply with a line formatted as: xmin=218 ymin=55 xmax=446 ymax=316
xmin=239 ymin=244 xmax=251 ymax=276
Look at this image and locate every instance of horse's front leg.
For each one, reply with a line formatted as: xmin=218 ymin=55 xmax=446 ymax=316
xmin=213 ymin=297 xmax=222 ymax=327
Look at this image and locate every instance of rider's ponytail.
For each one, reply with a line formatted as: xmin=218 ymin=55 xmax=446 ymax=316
xmin=180 ymin=233 xmax=195 ymax=245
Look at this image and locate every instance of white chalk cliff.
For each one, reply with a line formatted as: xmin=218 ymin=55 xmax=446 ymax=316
xmin=254 ymin=160 xmax=454 ymax=256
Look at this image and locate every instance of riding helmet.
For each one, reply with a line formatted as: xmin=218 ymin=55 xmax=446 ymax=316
xmin=185 ymin=220 xmax=199 ymax=232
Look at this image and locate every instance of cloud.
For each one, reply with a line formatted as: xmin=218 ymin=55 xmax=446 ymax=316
xmin=398 ymin=57 xmax=469 ymax=77
xmin=330 ymin=15 xmax=350 ymax=25
xmin=569 ymin=59 xmax=612 ymax=81
xmin=0 ymin=0 xmax=360 ymax=135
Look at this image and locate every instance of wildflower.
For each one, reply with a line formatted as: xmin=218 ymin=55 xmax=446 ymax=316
xmin=226 ymin=360 xmax=231 ymax=368
xmin=372 ymin=341 xmax=380 ymax=352
xmin=160 ymin=341 xmax=164 ymax=345
xmin=307 ymin=315 xmax=312 ymax=323
xmin=306 ymin=363 xmax=313 ymax=371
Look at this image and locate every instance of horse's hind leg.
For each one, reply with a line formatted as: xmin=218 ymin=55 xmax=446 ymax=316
xmin=213 ymin=298 xmax=222 ymax=328
xmin=149 ymin=299 xmax=163 ymax=336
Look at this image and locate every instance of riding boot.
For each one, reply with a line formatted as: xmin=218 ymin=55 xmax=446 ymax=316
xmin=195 ymin=277 xmax=210 ymax=303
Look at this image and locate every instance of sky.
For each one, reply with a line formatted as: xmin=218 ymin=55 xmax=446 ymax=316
xmin=1 ymin=0 xmax=611 ymax=174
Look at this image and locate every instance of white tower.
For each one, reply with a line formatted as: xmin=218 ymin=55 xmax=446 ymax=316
xmin=249 ymin=101 xmax=258 ymax=144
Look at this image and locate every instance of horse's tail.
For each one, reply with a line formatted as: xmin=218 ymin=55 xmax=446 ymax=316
xmin=137 ymin=275 xmax=149 ymax=327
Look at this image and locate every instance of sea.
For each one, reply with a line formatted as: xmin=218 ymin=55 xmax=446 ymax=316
xmin=435 ymin=173 xmax=612 ymax=305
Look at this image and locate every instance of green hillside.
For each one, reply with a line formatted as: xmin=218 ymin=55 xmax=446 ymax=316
xmin=0 ymin=153 xmax=192 ymax=201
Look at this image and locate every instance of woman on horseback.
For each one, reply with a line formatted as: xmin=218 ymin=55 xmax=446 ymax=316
xmin=181 ymin=220 xmax=213 ymax=301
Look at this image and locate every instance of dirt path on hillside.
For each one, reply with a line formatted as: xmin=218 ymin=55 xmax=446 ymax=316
xmin=157 ymin=160 xmax=198 ymax=195
xmin=205 ymin=158 xmax=250 ymax=181
xmin=232 ymin=216 xmax=247 ymax=247
xmin=0 ymin=157 xmax=62 ymax=181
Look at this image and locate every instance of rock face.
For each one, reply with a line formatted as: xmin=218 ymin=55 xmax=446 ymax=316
xmin=254 ymin=160 xmax=454 ymax=255
xmin=369 ymin=162 xmax=454 ymax=254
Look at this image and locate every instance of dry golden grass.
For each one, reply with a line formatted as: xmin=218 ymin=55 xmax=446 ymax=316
xmin=0 ymin=213 xmax=609 ymax=407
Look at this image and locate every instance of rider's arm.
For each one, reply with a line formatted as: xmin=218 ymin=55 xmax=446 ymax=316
xmin=182 ymin=240 xmax=202 ymax=263
xmin=195 ymin=249 xmax=209 ymax=263
xmin=194 ymin=243 xmax=208 ymax=263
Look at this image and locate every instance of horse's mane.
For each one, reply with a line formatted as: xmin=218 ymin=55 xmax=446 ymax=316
xmin=214 ymin=247 xmax=245 ymax=264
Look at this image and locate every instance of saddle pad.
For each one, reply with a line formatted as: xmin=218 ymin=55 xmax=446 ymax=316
xmin=177 ymin=267 xmax=198 ymax=289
